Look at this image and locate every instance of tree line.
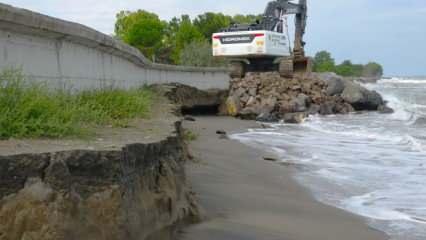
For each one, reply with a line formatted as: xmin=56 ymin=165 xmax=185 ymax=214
xmin=114 ymin=10 xmax=259 ymax=66
xmin=313 ymin=51 xmax=383 ymax=78
xmin=114 ymin=10 xmax=384 ymax=77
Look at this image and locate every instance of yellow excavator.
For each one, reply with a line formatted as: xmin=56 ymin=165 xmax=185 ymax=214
xmin=212 ymin=0 xmax=311 ymax=78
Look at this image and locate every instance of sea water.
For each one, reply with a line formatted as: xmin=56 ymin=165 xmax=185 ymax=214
xmin=231 ymin=77 xmax=426 ymax=240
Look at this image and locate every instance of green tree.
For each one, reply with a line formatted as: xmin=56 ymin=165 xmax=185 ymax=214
xmin=313 ymin=51 xmax=335 ymax=72
xmin=179 ymin=40 xmax=227 ymax=67
xmin=156 ymin=17 xmax=181 ymax=64
xmin=335 ymin=60 xmax=356 ymax=77
xmin=363 ymin=62 xmax=384 ymax=77
xmin=193 ymin=13 xmax=262 ymax=40
xmin=114 ymin=10 xmax=166 ymax=61
xmin=193 ymin=13 xmax=232 ymax=40
xmin=232 ymin=14 xmax=261 ymax=24
xmin=310 ymin=51 xmax=384 ymax=77
xmin=351 ymin=64 xmax=364 ymax=77
xmin=171 ymin=15 xmax=205 ymax=63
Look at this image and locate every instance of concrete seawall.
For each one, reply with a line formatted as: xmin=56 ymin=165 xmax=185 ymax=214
xmin=0 ymin=3 xmax=230 ymax=90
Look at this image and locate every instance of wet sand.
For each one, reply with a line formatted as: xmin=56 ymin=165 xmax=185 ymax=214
xmin=181 ymin=116 xmax=388 ymax=240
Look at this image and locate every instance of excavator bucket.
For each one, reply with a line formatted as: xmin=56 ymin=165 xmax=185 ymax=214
xmin=278 ymin=56 xmax=313 ymax=78
xmin=293 ymin=57 xmax=313 ymax=75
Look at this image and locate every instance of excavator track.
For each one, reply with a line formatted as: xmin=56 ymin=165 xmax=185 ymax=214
xmin=279 ymin=58 xmax=294 ymax=78
xmin=230 ymin=62 xmax=245 ymax=78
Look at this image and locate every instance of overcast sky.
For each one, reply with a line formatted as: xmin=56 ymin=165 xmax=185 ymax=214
xmin=2 ymin=0 xmax=426 ymax=76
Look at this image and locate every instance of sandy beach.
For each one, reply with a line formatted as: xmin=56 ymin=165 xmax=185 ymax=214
xmin=181 ymin=116 xmax=388 ymax=240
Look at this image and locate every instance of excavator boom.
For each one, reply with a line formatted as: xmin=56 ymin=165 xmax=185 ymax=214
xmin=262 ymin=0 xmax=307 ymax=57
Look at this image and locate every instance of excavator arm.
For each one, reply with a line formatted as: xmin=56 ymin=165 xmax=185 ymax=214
xmin=263 ymin=0 xmax=307 ymax=58
xmin=264 ymin=0 xmax=305 ymax=16
xmin=293 ymin=0 xmax=307 ymax=58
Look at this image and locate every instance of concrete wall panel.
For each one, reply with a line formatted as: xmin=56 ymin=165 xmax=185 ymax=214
xmin=0 ymin=3 xmax=230 ymax=90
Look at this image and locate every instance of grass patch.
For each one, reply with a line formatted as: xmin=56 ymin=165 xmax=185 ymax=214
xmin=0 ymin=69 xmax=153 ymax=139
xmin=183 ymin=129 xmax=198 ymax=141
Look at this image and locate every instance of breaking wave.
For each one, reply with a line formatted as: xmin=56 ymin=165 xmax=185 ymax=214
xmin=231 ymin=77 xmax=426 ymax=240
xmin=378 ymin=77 xmax=426 ymax=85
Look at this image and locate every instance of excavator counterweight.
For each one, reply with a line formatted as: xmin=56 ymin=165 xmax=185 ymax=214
xmin=212 ymin=0 xmax=311 ymax=78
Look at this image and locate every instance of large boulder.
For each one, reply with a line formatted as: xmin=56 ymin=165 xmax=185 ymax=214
xmin=313 ymin=72 xmax=346 ymax=96
xmin=291 ymin=94 xmax=311 ymax=112
xmin=319 ymin=101 xmax=336 ymax=115
xmin=283 ymin=113 xmax=307 ymax=124
xmin=308 ymin=104 xmax=321 ymax=115
xmin=248 ymin=96 xmax=279 ymax=121
xmin=378 ymin=104 xmax=395 ymax=114
xmin=279 ymin=101 xmax=296 ymax=114
xmin=261 ymin=96 xmax=278 ymax=112
xmin=232 ymin=87 xmax=247 ymax=99
xmin=365 ymin=90 xmax=385 ymax=109
xmin=312 ymin=72 xmax=340 ymax=82
xmin=256 ymin=112 xmax=280 ymax=122
xmin=341 ymin=82 xmax=384 ymax=110
xmin=326 ymin=76 xmax=346 ymax=96
xmin=336 ymin=102 xmax=355 ymax=114
xmin=238 ymin=96 xmax=278 ymax=120
xmin=238 ymin=107 xmax=260 ymax=120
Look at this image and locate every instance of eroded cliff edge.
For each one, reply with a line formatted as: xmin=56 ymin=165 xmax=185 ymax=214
xmin=0 ymin=120 xmax=199 ymax=240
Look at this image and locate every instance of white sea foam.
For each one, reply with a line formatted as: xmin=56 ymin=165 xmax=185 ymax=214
xmin=231 ymin=79 xmax=426 ymax=240
xmin=343 ymin=192 xmax=426 ymax=224
xmin=378 ymin=77 xmax=426 ymax=84
xmin=343 ymin=194 xmax=420 ymax=222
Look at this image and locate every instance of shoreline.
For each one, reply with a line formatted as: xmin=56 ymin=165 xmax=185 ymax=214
xmin=182 ymin=116 xmax=388 ymax=240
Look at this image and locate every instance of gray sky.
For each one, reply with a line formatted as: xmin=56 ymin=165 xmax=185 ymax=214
xmin=2 ymin=0 xmax=426 ymax=76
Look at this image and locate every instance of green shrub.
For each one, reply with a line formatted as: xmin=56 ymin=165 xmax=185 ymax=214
xmin=312 ymin=50 xmax=384 ymax=77
xmin=363 ymin=62 xmax=384 ymax=78
xmin=183 ymin=129 xmax=198 ymax=141
xmin=313 ymin=51 xmax=335 ymax=73
xmin=0 ymin=69 xmax=153 ymax=139
xmin=76 ymin=88 xmax=153 ymax=127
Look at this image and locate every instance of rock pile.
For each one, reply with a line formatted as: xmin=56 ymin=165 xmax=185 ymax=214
xmin=225 ymin=72 xmax=391 ymax=123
